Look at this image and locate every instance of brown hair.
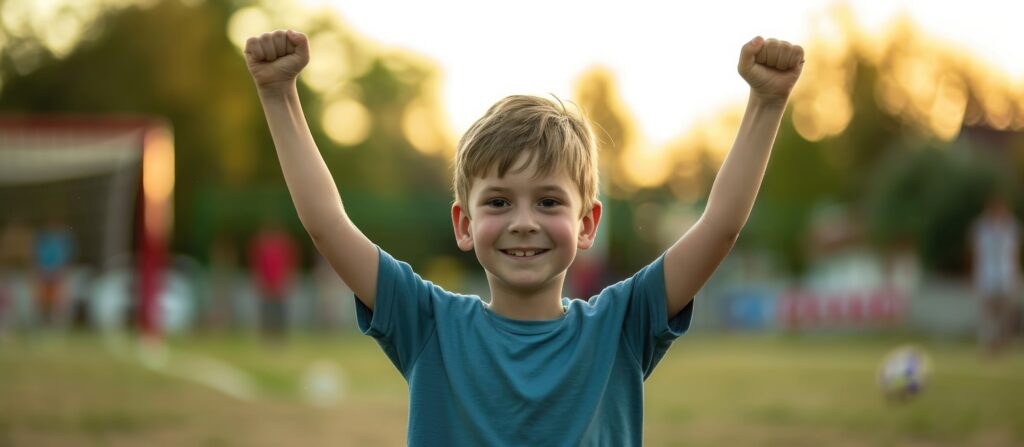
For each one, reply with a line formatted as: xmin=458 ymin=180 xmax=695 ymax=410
xmin=453 ymin=95 xmax=599 ymax=217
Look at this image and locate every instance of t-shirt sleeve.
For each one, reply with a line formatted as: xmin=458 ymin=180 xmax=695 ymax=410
xmin=354 ymin=246 xmax=437 ymax=377
xmin=621 ymin=253 xmax=694 ymax=378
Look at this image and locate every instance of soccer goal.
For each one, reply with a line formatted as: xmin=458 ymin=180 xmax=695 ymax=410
xmin=0 ymin=116 xmax=173 ymax=336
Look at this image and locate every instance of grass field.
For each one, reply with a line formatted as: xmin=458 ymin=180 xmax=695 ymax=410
xmin=1 ymin=332 xmax=1022 ymax=446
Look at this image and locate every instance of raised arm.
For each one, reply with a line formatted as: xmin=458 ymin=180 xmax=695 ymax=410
xmin=663 ymin=36 xmax=804 ymax=318
xmin=245 ymin=29 xmax=379 ymax=309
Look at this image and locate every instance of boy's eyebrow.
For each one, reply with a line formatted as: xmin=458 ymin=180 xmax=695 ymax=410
xmin=480 ymin=185 xmax=570 ymax=195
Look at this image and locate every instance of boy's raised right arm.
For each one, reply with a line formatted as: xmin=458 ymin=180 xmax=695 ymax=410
xmin=245 ymin=30 xmax=379 ymax=310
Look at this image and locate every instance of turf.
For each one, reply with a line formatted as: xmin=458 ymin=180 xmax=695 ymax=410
xmin=1 ymin=332 xmax=1021 ymax=446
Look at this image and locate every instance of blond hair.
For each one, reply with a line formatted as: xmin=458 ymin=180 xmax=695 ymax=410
xmin=453 ymin=95 xmax=599 ymax=217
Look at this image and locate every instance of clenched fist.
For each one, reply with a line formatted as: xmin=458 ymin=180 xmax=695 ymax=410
xmin=738 ymin=36 xmax=804 ymax=103
xmin=245 ymin=29 xmax=310 ymax=91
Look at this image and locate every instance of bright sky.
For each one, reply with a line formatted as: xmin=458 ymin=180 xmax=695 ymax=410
xmin=303 ymin=0 xmax=1022 ymax=146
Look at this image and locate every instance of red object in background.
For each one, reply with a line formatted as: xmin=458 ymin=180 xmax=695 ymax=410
xmin=248 ymin=228 xmax=297 ymax=300
xmin=825 ymin=298 xmax=844 ymax=322
xmin=138 ymin=228 xmax=164 ymax=336
xmin=778 ymin=287 xmax=907 ymax=330
xmin=847 ymin=294 xmax=865 ymax=323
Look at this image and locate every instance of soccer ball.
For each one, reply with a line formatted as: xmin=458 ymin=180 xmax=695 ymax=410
xmin=878 ymin=345 xmax=932 ymax=401
xmin=302 ymin=359 xmax=346 ymax=408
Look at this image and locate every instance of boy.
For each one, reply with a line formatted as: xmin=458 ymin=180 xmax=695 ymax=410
xmin=245 ymin=30 xmax=803 ymax=445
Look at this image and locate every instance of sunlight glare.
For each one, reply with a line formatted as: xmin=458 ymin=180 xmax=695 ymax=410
xmin=302 ymin=31 xmax=349 ymax=93
xmin=622 ymin=146 xmax=671 ymax=190
xmin=227 ymin=6 xmax=272 ymax=51
xmin=322 ymin=97 xmax=371 ymax=147
xmin=928 ymin=74 xmax=967 ymax=141
xmin=38 ymin=9 xmax=84 ymax=58
xmin=403 ymin=92 xmax=454 ymax=156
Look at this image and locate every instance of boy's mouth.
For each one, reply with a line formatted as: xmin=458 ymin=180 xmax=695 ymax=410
xmin=499 ymin=248 xmax=550 ymax=259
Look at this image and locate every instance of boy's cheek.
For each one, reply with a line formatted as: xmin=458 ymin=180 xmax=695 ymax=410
xmin=472 ymin=219 xmax=504 ymax=244
xmin=549 ymin=217 xmax=578 ymax=237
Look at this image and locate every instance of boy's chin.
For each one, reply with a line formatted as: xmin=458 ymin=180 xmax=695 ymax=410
xmin=490 ymin=270 xmax=566 ymax=291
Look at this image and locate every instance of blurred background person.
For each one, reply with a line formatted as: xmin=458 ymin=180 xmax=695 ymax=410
xmin=0 ymin=221 xmax=35 ymax=335
xmin=33 ymin=219 xmax=75 ymax=328
xmin=313 ymin=252 xmax=356 ymax=332
xmin=247 ymin=222 xmax=298 ymax=342
xmin=969 ymin=191 xmax=1022 ymax=357
xmin=206 ymin=233 xmax=240 ymax=330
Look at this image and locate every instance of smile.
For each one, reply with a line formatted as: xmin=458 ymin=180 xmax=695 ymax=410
xmin=500 ymin=249 xmax=550 ymax=259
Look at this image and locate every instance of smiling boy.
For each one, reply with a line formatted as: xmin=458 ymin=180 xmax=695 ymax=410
xmin=245 ymin=30 xmax=803 ymax=445
xmin=450 ymin=96 xmax=604 ymax=321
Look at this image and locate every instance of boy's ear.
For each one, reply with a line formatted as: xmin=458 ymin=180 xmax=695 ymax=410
xmin=577 ymin=200 xmax=602 ymax=250
xmin=452 ymin=202 xmax=474 ymax=252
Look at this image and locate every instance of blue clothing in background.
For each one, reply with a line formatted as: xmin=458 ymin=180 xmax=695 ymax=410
xmin=356 ymin=247 xmax=693 ymax=446
xmin=34 ymin=229 xmax=74 ymax=274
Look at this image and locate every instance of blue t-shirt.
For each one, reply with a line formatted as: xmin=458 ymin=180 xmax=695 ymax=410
xmin=356 ymin=247 xmax=693 ymax=446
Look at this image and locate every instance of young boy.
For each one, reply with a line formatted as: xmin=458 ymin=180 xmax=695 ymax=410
xmin=245 ymin=30 xmax=803 ymax=445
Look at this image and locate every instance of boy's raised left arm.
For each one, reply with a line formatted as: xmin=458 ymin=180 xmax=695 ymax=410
xmin=663 ymin=37 xmax=804 ymax=319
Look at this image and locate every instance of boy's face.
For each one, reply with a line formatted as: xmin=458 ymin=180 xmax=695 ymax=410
xmin=452 ymin=155 xmax=601 ymax=295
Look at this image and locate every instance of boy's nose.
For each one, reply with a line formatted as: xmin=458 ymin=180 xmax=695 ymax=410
xmin=508 ymin=209 xmax=540 ymax=234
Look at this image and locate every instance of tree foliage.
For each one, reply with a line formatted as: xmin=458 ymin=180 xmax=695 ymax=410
xmin=0 ymin=0 xmax=454 ymax=266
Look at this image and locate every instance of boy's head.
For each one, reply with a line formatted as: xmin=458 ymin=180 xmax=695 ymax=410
xmin=453 ymin=95 xmax=599 ymax=219
xmin=450 ymin=95 xmax=602 ymax=295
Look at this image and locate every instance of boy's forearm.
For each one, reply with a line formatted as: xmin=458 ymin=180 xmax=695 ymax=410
xmin=258 ymin=83 xmax=345 ymax=237
xmin=702 ymin=92 xmax=787 ymax=237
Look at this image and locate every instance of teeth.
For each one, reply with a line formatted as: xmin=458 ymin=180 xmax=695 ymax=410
xmin=506 ymin=250 xmax=542 ymax=257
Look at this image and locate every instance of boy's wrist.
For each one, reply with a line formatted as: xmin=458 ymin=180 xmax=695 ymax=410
xmin=748 ymin=90 xmax=790 ymax=110
xmin=256 ymin=80 xmax=299 ymax=101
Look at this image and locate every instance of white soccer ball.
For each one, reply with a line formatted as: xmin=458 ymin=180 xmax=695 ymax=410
xmin=302 ymin=359 xmax=346 ymax=407
xmin=878 ymin=345 xmax=932 ymax=400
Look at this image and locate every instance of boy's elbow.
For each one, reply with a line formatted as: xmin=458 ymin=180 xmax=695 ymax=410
xmin=713 ymin=231 xmax=740 ymax=258
xmin=724 ymin=230 xmax=741 ymax=246
xmin=697 ymin=212 xmax=745 ymax=244
xmin=303 ymin=215 xmax=339 ymax=241
xmin=700 ymin=218 xmax=742 ymax=246
xmin=299 ymin=205 xmax=347 ymax=240
xmin=306 ymin=226 xmax=326 ymax=244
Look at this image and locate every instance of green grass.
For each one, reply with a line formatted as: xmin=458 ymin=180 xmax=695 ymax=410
xmin=1 ymin=332 xmax=1022 ymax=446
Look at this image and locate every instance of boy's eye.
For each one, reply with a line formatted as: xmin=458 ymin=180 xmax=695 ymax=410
xmin=486 ymin=198 xmax=510 ymax=208
xmin=539 ymin=198 xmax=561 ymax=207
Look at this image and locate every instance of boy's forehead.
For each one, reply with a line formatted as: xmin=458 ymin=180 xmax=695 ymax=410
xmin=471 ymin=163 xmax=576 ymax=195
xmin=473 ymin=170 xmax=570 ymax=189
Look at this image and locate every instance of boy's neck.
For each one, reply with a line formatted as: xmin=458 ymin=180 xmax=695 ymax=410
xmin=485 ymin=273 xmax=567 ymax=321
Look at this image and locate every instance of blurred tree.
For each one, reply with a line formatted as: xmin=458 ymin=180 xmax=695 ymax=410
xmin=0 ymin=0 xmax=456 ymax=268
xmin=1 ymin=0 xmax=267 ymax=258
xmin=664 ymin=11 xmax=1024 ymax=275
xmin=574 ymin=67 xmax=651 ymax=275
xmin=742 ymin=117 xmax=840 ymax=273
xmin=575 ymin=66 xmax=635 ymax=200
xmin=865 ymin=139 xmax=1014 ymax=275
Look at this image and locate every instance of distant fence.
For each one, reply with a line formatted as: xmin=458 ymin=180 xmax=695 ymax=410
xmin=695 ymin=277 xmax=980 ymax=336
